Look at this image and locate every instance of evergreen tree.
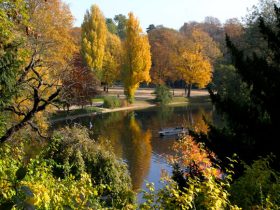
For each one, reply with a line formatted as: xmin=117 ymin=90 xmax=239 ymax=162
xmin=200 ymin=5 xmax=280 ymax=166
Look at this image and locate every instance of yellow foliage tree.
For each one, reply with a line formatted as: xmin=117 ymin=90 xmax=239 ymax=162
xmin=102 ymin=32 xmax=122 ymax=92
xmin=0 ymin=0 xmax=76 ymax=142
xmin=122 ymin=12 xmax=151 ymax=103
xmin=25 ymin=0 xmax=76 ymax=133
xmin=81 ymin=4 xmax=107 ymax=79
xmin=177 ymin=48 xmax=212 ymax=97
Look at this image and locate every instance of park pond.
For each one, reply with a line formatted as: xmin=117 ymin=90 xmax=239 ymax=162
xmin=53 ymin=100 xmax=217 ymax=198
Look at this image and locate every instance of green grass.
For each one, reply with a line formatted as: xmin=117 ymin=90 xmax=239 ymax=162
xmin=91 ymin=98 xmax=104 ymax=103
xmin=170 ymin=96 xmax=188 ymax=103
xmin=168 ymin=95 xmax=211 ymax=106
xmin=50 ymin=107 xmax=102 ymax=120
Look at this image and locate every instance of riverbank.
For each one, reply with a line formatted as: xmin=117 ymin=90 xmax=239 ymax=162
xmin=50 ymin=88 xmax=210 ymax=123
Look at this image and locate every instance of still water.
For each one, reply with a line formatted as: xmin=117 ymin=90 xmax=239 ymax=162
xmin=55 ymin=104 xmax=214 ymax=194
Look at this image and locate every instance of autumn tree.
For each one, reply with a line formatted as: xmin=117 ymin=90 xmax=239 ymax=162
xmin=102 ymin=32 xmax=122 ymax=92
xmin=191 ymin=28 xmax=222 ymax=63
xmin=70 ymin=27 xmax=81 ymax=46
xmin=224 ymin=18 xmax=244 ymax=40
xmin=177 ymin=49 xmax=212 ymax=97
xmin=148 ymin=27 xmax=183 ymax=84
xmin=180 ymin=17 xmax=224 ymax=45
xmin=0 ymin=0 xmax=27 ymax=112
xmin=62 ymin=53 xmax=99 ymax=108
xmin=177 ymin=28 xmax=219 ymax=97
xmin=0 ymin=0 xmax=76 ymax=143
xmin=122 ymin=12 xmax=151 ymax=103
xmin=81 ymin=4 xmax=107 ymax=79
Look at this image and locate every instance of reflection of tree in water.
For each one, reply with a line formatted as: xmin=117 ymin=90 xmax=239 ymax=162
xmin=96 ymin=112 xmax=125 ymax=158
xmin=54 ymin=104 xmax=214 ymax=191
xmin=122 ymin=114 xmax=152 ymax=191
xmin=94 ymin=111 xmax=152 ymax=191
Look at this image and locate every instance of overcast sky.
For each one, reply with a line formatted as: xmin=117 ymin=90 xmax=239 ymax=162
xmin=62 ymin=0 xmax=259 ymax=30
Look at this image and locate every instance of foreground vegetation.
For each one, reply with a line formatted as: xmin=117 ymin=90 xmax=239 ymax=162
xmin=0 ymin=126 xmax=135 ymax=209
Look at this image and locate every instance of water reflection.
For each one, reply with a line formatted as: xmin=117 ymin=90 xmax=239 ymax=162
xmin=124 ymin=115 xmax=152 ymax=190
xmin=53 ymin=104 xmax=214 ymax=191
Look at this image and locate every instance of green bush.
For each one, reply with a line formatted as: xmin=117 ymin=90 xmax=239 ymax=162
xmin=0 ymin=144 xmax=103 ymax=209
xmin=230 ymin=157 xmax=280 ymax=209
xmin=154 ymin=85 xmax=172 ymax=105
xmin=140 ymin=175 xmax=240 ymax=210
xmin=103 ymin=96 xmax=121 ymax=108
xmin=46 ymin=125 xmax=135 ymax=208
xmin=0 ymin=126 xmax=135 ymax=209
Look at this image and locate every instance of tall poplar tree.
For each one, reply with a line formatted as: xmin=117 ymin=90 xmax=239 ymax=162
xmin=103 ymin=32 xmax=122 ymax=92
xmin=122 ymin=12 xmax=151 ymax=103
xmin=81 ymin=4 xmax=107 ymax=79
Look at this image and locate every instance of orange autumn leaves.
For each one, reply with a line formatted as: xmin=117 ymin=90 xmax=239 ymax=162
xmin=168 ymin=135 xmax=221 ymax=178
xmin=148 ymin=26 xmax=221 ymax=96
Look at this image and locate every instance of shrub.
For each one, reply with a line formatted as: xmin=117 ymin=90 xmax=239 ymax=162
xmin=0 ymin=144 xmax=103 ymax=209
xmin=140 ymin=136 xmax=241 ymax=210
xmin=103 ymin=96 xmax=121 ymax=108
xmin=154 ymin=85 xmax=172 ymax=105
xmin=45 ymin=125 xmax=135 ymax=208
xmin=230 ymin=157 xmax=280 ymax=209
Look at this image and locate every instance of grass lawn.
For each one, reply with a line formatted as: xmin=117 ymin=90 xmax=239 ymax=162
xmin=91 ymin=98 xmax=104 ymax=103
xmin=170 ymin=96 xmax=188 ymax=103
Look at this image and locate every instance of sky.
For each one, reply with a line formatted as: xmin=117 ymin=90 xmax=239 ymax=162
xmin=62 ymin=0 xmax=259 ymax=30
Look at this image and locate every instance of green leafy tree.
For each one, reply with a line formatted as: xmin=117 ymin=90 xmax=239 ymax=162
xmin=0 ymin=0 xmax=27 ymax=108
xmin=114 ymin=14 xmax=127 ymax=40
xmin=106 ymin=18 xmax=117 ymax=34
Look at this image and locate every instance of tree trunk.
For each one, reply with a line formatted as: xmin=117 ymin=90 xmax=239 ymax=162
xmin=187 ymin=84 xmax=192 ymax=98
